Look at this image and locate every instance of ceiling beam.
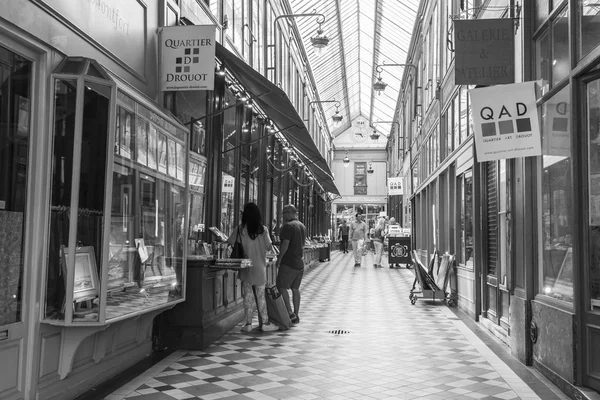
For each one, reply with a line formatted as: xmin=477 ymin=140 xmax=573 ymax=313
xmin=368 ymin=0 xmax=383 ymax=129
xmin=334 ymin=0 xmax=351 ymax=133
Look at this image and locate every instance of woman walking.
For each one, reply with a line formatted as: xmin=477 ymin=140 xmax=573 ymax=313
xmin=228 ymin=203 xmax=279 ymax=332
xmin=372 ymin=217 xmax=386 ymax=268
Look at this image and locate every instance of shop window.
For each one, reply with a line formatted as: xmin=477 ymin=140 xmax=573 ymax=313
xmin=445 ymin=103 xmax=454 ymax=156
xmin=0 ymin=46 xmax=31 ymax=326
xmin=535 ymin=5 xmax=570 ymax=95
xmin=44 ymin=59 xmax=187 ymax=325
xmin=221 ymin=89 xmax=237 ymax=238
xmin=580 ymin=2 xmax=600 ymax=59
xmin=458 ymin=171 xmax=474 ymax=267
xmin=588 ymin=76 xmax=600 ymax=310
xmin=539 ymin=85 xmax=572 ymax=303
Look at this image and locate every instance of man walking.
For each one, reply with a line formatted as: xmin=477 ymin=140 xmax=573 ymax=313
xmin=349 ymin=213 xmax=368 ymax=267
xmin=338 ymin=219 xmax=349 ymax=253
xmin=276 ymin=204 xmax=306 ymax=324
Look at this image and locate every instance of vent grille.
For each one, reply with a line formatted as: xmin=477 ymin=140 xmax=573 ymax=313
xmin=328 ymin=330 xmax=350 ymax=335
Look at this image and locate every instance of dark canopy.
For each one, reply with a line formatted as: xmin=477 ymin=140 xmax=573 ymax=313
xmin=216 ymin=43 xmax=339 ymax=196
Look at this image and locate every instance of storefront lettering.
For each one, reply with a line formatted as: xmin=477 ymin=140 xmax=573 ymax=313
xmin=166 ymin=73 xmax=208 ymax=82
xmin=458 ymin=65 xmax=511 ymax=80
xmin=456 ymin=27 xmax=511 ymax=42
xmin=164 ymin=38 xmax=213 ymax=49
xmin=87 ymin=0 xmax=130 ymax=35
xmin=480 ymin=103 xmax=527 ymax=120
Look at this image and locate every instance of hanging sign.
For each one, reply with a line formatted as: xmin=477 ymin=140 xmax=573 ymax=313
xmin=469 ymin=81 xmax=542 ymax=162
xmin=160 ymin=25 xmax=216 ymax=91
xmin=454 ymin=18 xmax=515 ymax=85
xmin=388 ymin=177 xmax=403 ymax=196
xmin=222 ymin=174 xmax=235 ymax=193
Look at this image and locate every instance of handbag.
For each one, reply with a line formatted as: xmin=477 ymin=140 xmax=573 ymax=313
xmin=230 ymin=225 xmax=245 ymax=258
xmin=265 ymin=285 xmax=291 ymax=330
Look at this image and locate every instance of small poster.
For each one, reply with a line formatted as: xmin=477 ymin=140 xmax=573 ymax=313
xmin=469 ymin=81 xmax=542 ymax=162
xmin=222 ymin=173 xmax=234 ymax=193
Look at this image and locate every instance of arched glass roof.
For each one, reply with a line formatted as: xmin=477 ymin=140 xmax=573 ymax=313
xmin=287 ymin=0 xmax=419 ymax=139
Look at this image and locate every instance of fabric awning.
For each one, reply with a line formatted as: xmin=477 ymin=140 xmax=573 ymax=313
xmin=215 ymin=43 xmax=339 ymax=196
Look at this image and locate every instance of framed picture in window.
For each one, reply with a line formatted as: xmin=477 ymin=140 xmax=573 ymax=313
xmin=120 ymin=110 xmax=134 ymax=159
xmin=61 ymin=246 xmax=99 ymax=302
xmin=136 ymin=117 xmax=148 ymax=166
xmin=168 ymin=139 xmax=177 ymax=178
xmin=176 ymin=142 xmax=185 ymax=181
xmin=158 ymin=133 xmax=168 ymax=174
xmin=16 ymin=95 xmax=30 ymax=137
xmin=148 ymin=125 xmax=158 ymax=169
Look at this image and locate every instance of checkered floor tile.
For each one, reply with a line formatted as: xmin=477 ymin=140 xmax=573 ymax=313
xmin=105 ymin=251 xmax=570 ymax=400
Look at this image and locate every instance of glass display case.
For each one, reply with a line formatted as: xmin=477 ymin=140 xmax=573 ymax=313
xmin=44 ymin=58 xmax=188 ymax=325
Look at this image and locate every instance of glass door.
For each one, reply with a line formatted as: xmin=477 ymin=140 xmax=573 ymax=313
xmin=0 ymin=43 xmax=32 ymax=399
xmin=584 ymin=74 xmax=600 ymax=392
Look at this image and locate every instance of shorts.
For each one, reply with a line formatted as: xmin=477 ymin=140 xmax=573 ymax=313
xmin=276 ymin=264 xmax=304 ymax=290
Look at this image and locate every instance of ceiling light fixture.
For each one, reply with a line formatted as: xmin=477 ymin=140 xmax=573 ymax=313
xmin=373 ymin=62 xmax=417 ymax=95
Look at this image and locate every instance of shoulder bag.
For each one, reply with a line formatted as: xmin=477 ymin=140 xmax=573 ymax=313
xmin=230 ymin=225 xmax=245 ymax=258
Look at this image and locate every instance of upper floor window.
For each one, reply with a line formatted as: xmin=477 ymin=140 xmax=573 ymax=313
xmin=535 ymin=5 xmax=569 ymax=95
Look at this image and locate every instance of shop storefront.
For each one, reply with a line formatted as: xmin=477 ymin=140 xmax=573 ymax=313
xmin=0 ymin=1 xmax=338 ymax=398
xmin=0 ymin=1 xmax=193 ymax=398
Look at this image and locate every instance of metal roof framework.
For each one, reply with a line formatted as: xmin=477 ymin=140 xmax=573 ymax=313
xmin=286 ymin=0 xmax=419 ymax=142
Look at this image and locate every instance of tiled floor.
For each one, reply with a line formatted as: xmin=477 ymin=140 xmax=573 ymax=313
xmin=105 ymin=250 xmax=570 ymax=400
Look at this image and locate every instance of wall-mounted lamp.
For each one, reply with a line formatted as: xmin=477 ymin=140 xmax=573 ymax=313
xmin=367 ymin=161 xmax=374 ymax=174
xmin=309 ymin=99 xmax=343 ymax=128
xmin=373 ymin=62 xmax=417 ymax=95
xmin=274 ymin=9 xmax=329 ymax=55
xmin=243 ymin=23 xmax=257 ymax=44
xmin=370 ymin=129 xmax=380 ymax=141
xmin=343 ymin=150 xmax=350 ymax=167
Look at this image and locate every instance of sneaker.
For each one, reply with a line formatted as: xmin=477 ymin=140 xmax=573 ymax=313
xmin=261 ymin=323 xmax=279 ymax=332
xmin=291 ymin=315 xmax=300 ymax=324
xmin=241 ymin=324 xmax=254 ymax=332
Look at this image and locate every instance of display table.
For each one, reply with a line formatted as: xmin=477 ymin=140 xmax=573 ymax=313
xmin=160 ymin=257 xmax=244 ymax=350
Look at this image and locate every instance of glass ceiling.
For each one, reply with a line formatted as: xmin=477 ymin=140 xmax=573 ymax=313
xmin=287 ymin=0 xmax=419 ymax=140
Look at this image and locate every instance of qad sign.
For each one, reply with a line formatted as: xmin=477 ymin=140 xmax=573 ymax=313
xmin=160 ymin=25 xmax=216 ymax=91
xmin=469 ymin=81 xmax=542 ymax=162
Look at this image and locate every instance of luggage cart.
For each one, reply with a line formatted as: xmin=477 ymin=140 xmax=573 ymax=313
xmin=409 ymin=250 xmax=456 ymax=306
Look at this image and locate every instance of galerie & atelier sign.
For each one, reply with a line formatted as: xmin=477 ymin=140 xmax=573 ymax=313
xmin=454 ymin=18 xmax=515 ymax=85
xmin=160 ymin=25 xmax=216 ymax=91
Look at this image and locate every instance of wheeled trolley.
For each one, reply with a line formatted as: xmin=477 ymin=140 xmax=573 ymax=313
xmin=409 ymin=250 xmax=456 ymax=306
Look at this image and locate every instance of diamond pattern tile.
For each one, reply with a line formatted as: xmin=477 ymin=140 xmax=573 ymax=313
xmin=105 ymin=251 xmax=570 ymax=400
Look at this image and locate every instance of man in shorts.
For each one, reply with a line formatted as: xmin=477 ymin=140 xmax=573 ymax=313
xmin=276 ymin=204 xmax=306 ymax=324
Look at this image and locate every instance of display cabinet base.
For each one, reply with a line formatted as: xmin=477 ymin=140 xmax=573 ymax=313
xmin=164 ymin=306 xmax=244 ymax=350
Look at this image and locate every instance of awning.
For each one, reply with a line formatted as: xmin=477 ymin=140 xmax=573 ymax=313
xmin=216 ymin=43 xmax=339 ymax=196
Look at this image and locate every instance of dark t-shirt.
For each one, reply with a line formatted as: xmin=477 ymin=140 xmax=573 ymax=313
xmin=338 ymin=225 xmax=349 ymax=237
xmin=280 ymin=218 xmax=306 ymax=270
